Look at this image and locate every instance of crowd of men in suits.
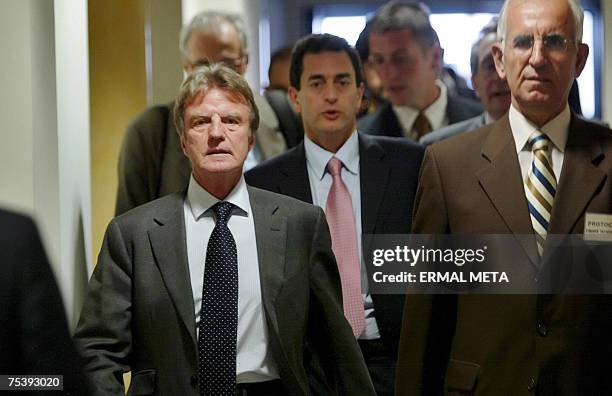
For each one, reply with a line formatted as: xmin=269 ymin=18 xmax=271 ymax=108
xmin=4 ymin=0 xmax=612 ymax=394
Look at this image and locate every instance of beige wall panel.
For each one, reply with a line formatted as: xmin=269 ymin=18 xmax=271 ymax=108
xmin=89 ymin=0 xmax=147 ymax=262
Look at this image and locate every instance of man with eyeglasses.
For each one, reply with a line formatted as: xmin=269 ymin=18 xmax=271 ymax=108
xmin=357 ymin=0 xmax=482 ymax=141
xmin=420 ymin=18 xmax=511 ymax=146
xmin=115 ymin=11 xmax=287 ymax=216
xmin=396 ymin=0 xmax=612 ymax=394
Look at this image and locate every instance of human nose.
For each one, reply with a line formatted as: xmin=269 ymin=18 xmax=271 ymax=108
xmin=529 ymin=38 xmax=546 ymax=67
xmin=323 ymin=83 xmax=338 ymax=102
xmin=208 ymin=114 xmax=225 ymax=139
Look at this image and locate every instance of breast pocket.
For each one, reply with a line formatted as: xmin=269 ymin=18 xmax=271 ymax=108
xmin=446 ymin=359 xmax=480 ymax=395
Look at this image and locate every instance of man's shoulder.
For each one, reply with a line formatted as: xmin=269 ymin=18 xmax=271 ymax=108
xmin=248 ymin=185 xmax=320 ymax=214
xmin=130 ymin=102 xmax=174 ymax=127
xmin=427 ymin=120 xmax=493 ymax=163
xmin=245 ymin=144 xmax=303 ymax=181
xmin=357 ymin=103 xmax=395 ymax=135
xmin=359 ymin=133 xmax=424 ymax=162
xmin=447 ymin=95 xmax=483 ymax=122
xmin=113 ymin=192 xmax=184 ymax=227
xmin=421 ymin=114 xmax=485 ymax=146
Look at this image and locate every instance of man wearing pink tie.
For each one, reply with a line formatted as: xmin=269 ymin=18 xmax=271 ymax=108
xmin=246 ymin=33 xmax=424 ymax=395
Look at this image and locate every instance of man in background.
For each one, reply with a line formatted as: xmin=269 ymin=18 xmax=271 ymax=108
xmin=421 ymin=17 xmax=511 ymax=145
xmin=115 ymin=10 xmax=287 ymax=216
xmin=358 ymin=0 xmax=482 ymax=140
xmin=246 ymin=34 xmax=423 ymax=395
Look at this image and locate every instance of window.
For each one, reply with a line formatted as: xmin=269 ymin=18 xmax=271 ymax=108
xmin=312 ymin=3 xmax=601 ymax=118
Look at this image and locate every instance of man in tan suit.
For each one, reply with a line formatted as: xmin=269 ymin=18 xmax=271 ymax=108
xmin=396 ymin=0 xmax=612 ymax=394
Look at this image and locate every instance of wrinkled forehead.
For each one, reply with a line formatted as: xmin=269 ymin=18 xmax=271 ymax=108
xmin=187 ymin=88 xmax=250 ymax=113
xmin=505 ymin=0 xmax=575 ymax=38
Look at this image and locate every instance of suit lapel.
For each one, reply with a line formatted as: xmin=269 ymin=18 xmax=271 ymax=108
xmin=548 ymin=116 xmax=607 ymax=234
xmin=278 ymin=143 xmax=313 ymax=203
xmin=359 ymin=133 xmax=389 ymax=235
xmin=147 ymin=193 xmax=197 ymax=347
xmin=477 ymin=116 xmax=540 ymax=266
xmin=248 ymin=187 xmax=287 ymax=336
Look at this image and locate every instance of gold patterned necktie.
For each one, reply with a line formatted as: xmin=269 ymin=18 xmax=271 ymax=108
xmin=524 ymin=131 xmax=557 ymax=256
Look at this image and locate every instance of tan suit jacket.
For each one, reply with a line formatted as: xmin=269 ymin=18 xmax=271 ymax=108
xmin=396 ymin=114 xmax=612 ymax=395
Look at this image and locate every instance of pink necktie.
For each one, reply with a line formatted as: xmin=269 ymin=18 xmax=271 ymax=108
xmin=325 ymin=157 xmax=365 ymax=337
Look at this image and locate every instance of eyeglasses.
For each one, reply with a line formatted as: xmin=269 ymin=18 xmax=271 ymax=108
xmin=190 ymin=56 xmax=246 ymax=72
xmin=509 ymin=33 xmax=572 ymax=53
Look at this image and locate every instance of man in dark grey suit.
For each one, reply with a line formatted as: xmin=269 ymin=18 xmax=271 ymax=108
xmin=421 ymin=17 xmax=511 ymax=146
xmin=76 ymin=64 xmax=374 ymax=395
xmin=246 ymin=34 xmax=423 ymax=396
xmin=115 ymin=11 xmax=286 ymax=216
xmin=357 ymin=1 xmax=481 ymax=140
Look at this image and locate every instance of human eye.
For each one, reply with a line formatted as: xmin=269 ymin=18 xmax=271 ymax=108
xmin=337 ymin=77 xmax=352 ymax=87
xmin=512 ymin=35 xmax=534 ymax=50
xmin=221 ymin=115 xmax=241 ymax=125
xmin=309 ymin=79 xmax=323 ymax=89
xmin=543 ymin=34 xmax=568 ymax=51
xmin=191 ymin=116 xmax=210 ymax=130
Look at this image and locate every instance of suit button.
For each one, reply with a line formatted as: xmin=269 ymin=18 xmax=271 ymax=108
xmin=527 ymin=377 xmax=536 ymax=392
xmin=191 ymin=375 xmax=198 ymax=387
xmin=537 ymin=323 xmax=548 ymax=337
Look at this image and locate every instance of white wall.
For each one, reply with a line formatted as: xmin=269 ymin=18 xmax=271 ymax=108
xmin=0 ymin=0 xmax=91 ymax=327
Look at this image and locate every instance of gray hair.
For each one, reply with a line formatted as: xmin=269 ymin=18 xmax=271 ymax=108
xmin=179 ymin=10 xmax=248 ymax=59
xmin=369 ymin=1 xmax=437 ymax=50
xmin=497 ymin=0 xmax=584 ymax=44
xmin=173 ymin=64 xmax=259 ymax=137
xmin=470 ymin=17 xmax=499 ymax=76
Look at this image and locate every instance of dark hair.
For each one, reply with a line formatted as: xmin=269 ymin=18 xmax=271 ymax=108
xmin=355 ymin=19 xmax=374 ymax=61
xmin=289 ymin=33 xmax=363 ymax=90
xmin=173 ymin=63 xmax=259 ymax=137
xmin=470 ymin=17 xmax=499 ymax=76
xmin=370 ymin=1 xmax=436 ymax=51
xmin=268 ymin=46 xmax=293 ymax=80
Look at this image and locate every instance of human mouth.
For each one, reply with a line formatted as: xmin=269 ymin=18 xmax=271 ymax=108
xmin=207 ymin=148 xmax=231 ymax=156
xmin=323 ymin=110 xmax=341 ymax=120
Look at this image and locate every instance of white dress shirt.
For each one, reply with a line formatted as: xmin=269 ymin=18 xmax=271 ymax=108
xmin=509 ymin=104 xmax=569 ymax=184
xmin=184 ymin=175 xmax=279 ymax=383
xmin=392 ymin=79 xmax=449 ymax=139
xmin=304 ymin=131 xmax=381 ymax=340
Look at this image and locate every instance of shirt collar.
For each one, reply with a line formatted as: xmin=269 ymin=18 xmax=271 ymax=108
xmin=509 ymin=103 xmax=570 ymax=155
xmin=186 ymin=174 xmax=250 ymax=221
xmin=304 ymin=130 xmax=360 ymax=180
xmin=391 ymin=79 xmax=448 ymax=131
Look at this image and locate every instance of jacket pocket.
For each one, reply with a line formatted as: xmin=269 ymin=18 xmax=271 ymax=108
xmin=446 ymin=359 xmax=480 ymax=394
xmin=127 ymin=369 xmax=156 ymax=395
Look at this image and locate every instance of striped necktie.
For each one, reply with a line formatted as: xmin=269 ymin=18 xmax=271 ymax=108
xmin=524 ymin=131 xmax=557 ymax=256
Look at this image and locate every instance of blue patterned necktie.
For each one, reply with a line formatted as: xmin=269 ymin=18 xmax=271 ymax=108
xmin=198 ymin=201 xmax=238 ymax=395
xmin=524 ymin=131 xmax=557 ymax=256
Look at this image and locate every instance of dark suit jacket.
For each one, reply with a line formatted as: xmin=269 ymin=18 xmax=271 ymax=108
xmin=419 ymin=113 xmax=486 ymax=147
xmin=245 ymin=132 xmax=424 ymax=354
xmin=0 ymin=209 xmax=90 ymax=394
xmin=115 ymin=103 xmax=191 ymax=216
xmin=75 ymin=187 xmax=374 ymax=396
xmin=357 ymin=95 xmax=482 ymax=139
xmin=396 ymin=114 xmax=612 ymax=395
